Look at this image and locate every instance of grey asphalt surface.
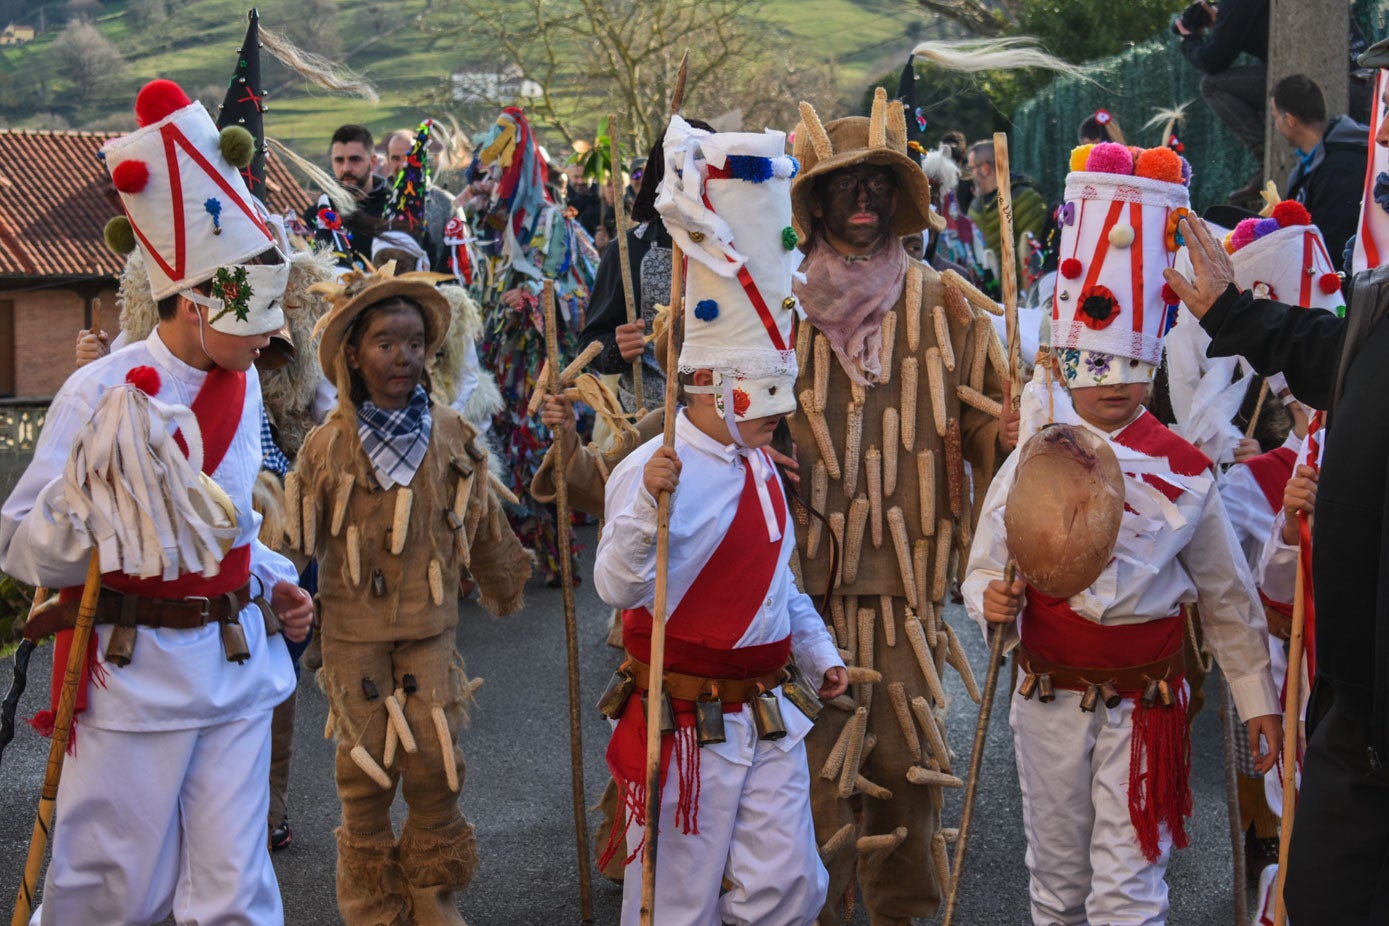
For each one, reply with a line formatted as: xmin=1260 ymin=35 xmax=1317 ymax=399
xmin=0 ymin=525 xmax=1250 ymax=925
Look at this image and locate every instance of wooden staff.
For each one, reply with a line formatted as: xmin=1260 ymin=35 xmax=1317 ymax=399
xmin=89 ymin=296 xmax=102 ymax=340
xmin=609 ymin=114 xmax=645 ymax=414
xmin=1273 ymin=518 xmax=1308 ymax=926
xmin=942 ymin=560 xmax=1014 ymax=926
xmin=542 ymin=280 xmax=594 ymax=922
xmin=12 ymin=553 xmax=101 ymax=926
xmin=639 ymin=241 xmax=684 ymax=926
xmin=992 ymin=132 xmax=1023 ymax=409
xmin=1245 ymin=380 xmax=1270 ymax=440
xmin=669 ymin=51 xmax=689 ymax=115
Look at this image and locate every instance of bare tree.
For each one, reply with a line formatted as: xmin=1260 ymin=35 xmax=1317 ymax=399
xmin=430 ymin=0 xmax=837 ymax=154
xmin=279 ymin=0 xmax=343 ymax=62
xmin=50 ymin=19 xmax=126 ymax=99
xmin=913 ymin=0 xmax=1010 ymax=37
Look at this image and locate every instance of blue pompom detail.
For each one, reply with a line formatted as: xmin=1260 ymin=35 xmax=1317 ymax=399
xmin=1162 ymin=302 xmax=1180 ymax=337
xmin=694 ymin=299 xmax=719 ymax=321
xmin=787 ymin=158 xmax=800 ymax=178
xmin=204 ymin=197 xmax=223 ymax=235
xmin=726 ymin=156 xmax=774 ymax=183
xmin=1374 ymin=171 xmax=1389 ymax=214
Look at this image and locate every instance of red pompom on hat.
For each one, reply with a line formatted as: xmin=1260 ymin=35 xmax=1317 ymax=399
xmin=1319 ymin=272 xmax=1342 ymax=295
xmin=111 ymin=160 xmax=150 ymax=194
xmin=125 ymin=365 xmax=161 ymax=395
xmin=1060 ymin=257 xmax=1083 ymax=280
xmin=1271 ymin=200 xmax=1312 ymax=228
xmin=135 ymin=79 xmax=191 ymax=128
xmin=1161 ymin=283 xmax=1179 ymax=306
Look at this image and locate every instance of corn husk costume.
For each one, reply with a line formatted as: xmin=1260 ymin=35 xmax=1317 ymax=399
xmin=787 ymin=88 xmax=1004 ymax=924
xmin=470 ymin=107 xmax=600 ymax=584
xmin=290 ymin=264 xmax=532 ymax=925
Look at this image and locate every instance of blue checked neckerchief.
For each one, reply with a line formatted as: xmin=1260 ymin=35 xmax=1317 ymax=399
xmin=357 ymin=385 xmax=432 ymax=490
xmin=260 ymin=407 xmax=291 ymax=478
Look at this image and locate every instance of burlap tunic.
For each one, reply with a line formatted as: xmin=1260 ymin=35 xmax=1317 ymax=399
xmin=788 ymin=259 xmax=1003 ymax=926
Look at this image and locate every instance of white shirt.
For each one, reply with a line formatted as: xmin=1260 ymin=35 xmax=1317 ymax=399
xmin=0 ymin=330 xmax=297 ymax=731
xmin=1257 ymin=427 xmax=1324 ymax=606
xmin=963 ymin=409 xmax=1280 ymax=722
xmin=1221 ymin=430 xmax=1302 ymax=573
xmin=595 ymin=410 xmax=842 ymax=690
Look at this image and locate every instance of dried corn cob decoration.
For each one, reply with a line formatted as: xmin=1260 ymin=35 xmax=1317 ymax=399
xmin=911 ymin=695 xmax=952 ymax=772
xmin=905 ymin=618 xmax=948 ymax=708
xmin=807 ymin=461 xmax=828 ymax=560
xmin=908 ymin=766 xmax=964 ymax=788
xmin=906 ymin=281 xmax=922 ymax=352
xmin=860 ymin=732 xmax=878 ymax=766
xmin=941 ymin=268 xmax=1002 ymax=316
xmin=324 ymin=707 xmax=336 ymax=741
xmin=858 ymin=827 xmax=907 ymax=863
xmin=865 ymin=447 xmax=883 ymax=549
xmin=932 ymin=831 xmax=951 ymax=891
xmin=855 ymin=775 xmax=892 ymax=800
xmin=942 ymin=620 xmax=981 ymax=703
xmin=934 ymin=520 xmax=954 ymax=603
xmin=900 ymin=357 xmax=918 ymax=451
xmin=933 ymin=304 xmax=956 ymax=371
xmin=838 ymin=707 xmax=870 ymax=799
xmin=388 ymin=489 xmax=412 ymax=556
xmin=920 ymin=599 xmax=937 ymax=648
xmin=826 ymin=695 xmax=856 ymax=712
xmin=843 ymin=497 xmax=869 ymax=585
xmin=428 ymin=560 xmax=444 ymax=606
xmin=882 ymin=409 xmax=899 ymax=497
xmin=844 ymin=405 xmax=864 ymax=497
xmin=850 ymin=379 xmax=866 ymax=407
xmin=284 ymin=471 xmax=302 ymax=551
xmin=986 ymin=323 xmax=1008 ymax=383
xmin=926 ymin=348 xmax=947 ymax=438
xmin=942 ymin=828 xmax=959 ymax=843
xmin=845 ymin=666 xmax=882 ymax=684
xmin=878 ymin=312 xmax=897 ymax=385
xmin=829 ymin=513 xmax=846 ymax=587
xmin=856 ymin=606 xmax=875 ymax=709
xmin=814 ymin=334 xmax=831 ymax=410
xmin=888 ymin=681 xmax=922 ymax=762
xmin=970 ymin=316 xmax=991 ymax=392
xmin=331 ymin=474 xmax=355 ymax=537
xmin=796 ymin=318 xmax=812 ymax=369
xmin=917 ymin=450 xmax=936 ymax=537
xmin=913 ymin=543 xmax=931 ymax=640
xmin=945 ymin=420 xmax=965 ymax=519
xmin=801 ymin=391 xmax=841 ymax=479
xmin=301 ymin=494 xmax=319 ymax=560
xmin=347 ymin=524 xmax=362 ymax=587
xmin=350 ymin=745 xmax=392 ymax=790
xmin=829 ymin=595 xmax=849 ymax=649
xmin=383 ymin=691 xmax=401 ymax=767
xmin=844 ymin=595 xmax=859 ymax=661
xmin=433 ymin=705 xmax=459 ymax=792
xmin=887 ymin=506 xmax=918 ymax=609
xmin=957 ymin=385 xmax=1002 ymax=418
xmin=958 ymin=487 xmax=974 ymax=552
xmin=452 ymin=472 xmax=472 ymax=519
xmin=879 ymin=595 xmax=896 ymax=647
xmin=385 ymin=694 xmax=418 ymax=753
xmin=942 ymin=281 xmax=974 ymax=326
xmin=820 ymin=823 xmax=856 ymax=859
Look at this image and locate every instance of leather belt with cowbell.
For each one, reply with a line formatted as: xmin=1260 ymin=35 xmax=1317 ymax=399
xmin=22 ymin=582 xmax=279 ymax=666
xmin=1016 ymin=643 xmax=1186 ymax=712
xmin=597 ymin=656 xmax=824 ymax=747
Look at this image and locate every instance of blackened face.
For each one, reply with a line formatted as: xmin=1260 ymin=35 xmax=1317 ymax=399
xmin=813 ymin=165 xmax=898 ymax=256
xmin=345 ymin=305 xmax=427 ymax=409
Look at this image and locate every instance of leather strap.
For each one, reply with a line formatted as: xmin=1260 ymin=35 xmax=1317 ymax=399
xmin=23 ymin=583 xmax=252 ymax=641
xmin=1016 ymin=642 xmax=1185 ymax=697
xmin=626 ymin=657 xmax=787 ymax=704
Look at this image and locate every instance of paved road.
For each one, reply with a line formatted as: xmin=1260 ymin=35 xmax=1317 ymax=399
xmin=0 ymin=525 xmax=1252 ymax=924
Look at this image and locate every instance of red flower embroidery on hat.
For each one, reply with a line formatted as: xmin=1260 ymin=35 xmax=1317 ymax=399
xmin=732 ymin=388 xmax=751 ymax=417
xmin=1077 ymin=284 xmax=1119 ymax=330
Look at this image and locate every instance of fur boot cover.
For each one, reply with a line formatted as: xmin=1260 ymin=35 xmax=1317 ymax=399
xmin=398 ymin=814 xmax=478 ymax=890
xmin=335 ymin=826 xmax=409 ymax=926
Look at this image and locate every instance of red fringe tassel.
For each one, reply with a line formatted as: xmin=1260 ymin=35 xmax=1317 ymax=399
xmin=1128 ymin=683 xmax=1192 ymax=862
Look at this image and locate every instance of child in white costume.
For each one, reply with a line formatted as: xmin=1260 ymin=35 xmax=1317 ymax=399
xmin=0 ymin=79 xmax=312 ymax=924
xmin=593 ymin=117 xmax=846 ymax=926
xmin=963 ymin=142 xmax=1282 ymax=926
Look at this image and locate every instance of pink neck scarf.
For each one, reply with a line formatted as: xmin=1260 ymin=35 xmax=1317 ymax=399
xmin=793 ymin=234 xmax=906 ymax=386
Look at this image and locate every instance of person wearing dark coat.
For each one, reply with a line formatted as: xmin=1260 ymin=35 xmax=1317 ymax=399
xmin=1163 ymin=92 xmax=1389 ymax=917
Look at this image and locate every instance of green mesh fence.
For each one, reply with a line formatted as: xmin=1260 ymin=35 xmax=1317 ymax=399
xmin=1011 ymin=0 xmax=1388 ymax=215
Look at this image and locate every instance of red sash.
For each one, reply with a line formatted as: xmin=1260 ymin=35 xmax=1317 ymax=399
xmin=1111 ymin=410 xmax=1212 ymax=502
xmin=36 ymin=365 xmax=249 ymax=747
xmin=1241 ymin=447 xmax=1297 ymax=515
xmin=1023 ymin=588 xmax=1191 ymax=863
xmin=603 ymin=456 xmax=790 ymax=868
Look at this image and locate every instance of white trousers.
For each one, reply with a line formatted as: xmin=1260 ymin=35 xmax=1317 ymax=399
xmin=33 ymin=709 xmax=281 ymax=926
xmin=620 ymin=716 xmax=827 ymax=926
xmin=1011 ymin=688 xmax=1173 ymax=926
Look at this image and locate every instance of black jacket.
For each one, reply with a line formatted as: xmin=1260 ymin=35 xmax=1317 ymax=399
xmin=1180 ymin=0 xmax=1269 ymax=73
xmin=1287 ymin=116 xmax=1371 ymax=272
xmin=579 ymin=219 xmax=671 ymax=374
xmin=1201 ymin=265 xmax=1389 ymax=755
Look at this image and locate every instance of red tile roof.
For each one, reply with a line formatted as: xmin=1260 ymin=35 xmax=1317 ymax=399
xmin=0 ymin=129 xmax=315 ymax=280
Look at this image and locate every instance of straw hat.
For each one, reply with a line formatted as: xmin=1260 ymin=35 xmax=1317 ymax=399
xmin=790 ymin=87 xmax=943 ymax=243
xmin=310 ymin=261 xmax=452 ymax=399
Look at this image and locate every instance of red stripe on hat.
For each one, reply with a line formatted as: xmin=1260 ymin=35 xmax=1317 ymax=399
xmin=1360 ymin=72 xmax=1385 ymax=269
xmin=1129 ymin=201 xmax=1144 ymax=335
xmin=1299 ymin=229 xmax=1314 ymax=307
xmin=1075 ymin=199 xmax=1126 ymax=329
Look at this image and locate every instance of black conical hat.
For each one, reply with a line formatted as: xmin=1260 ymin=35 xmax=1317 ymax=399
xmin=216 ymin=9 xmax=268 ymax=199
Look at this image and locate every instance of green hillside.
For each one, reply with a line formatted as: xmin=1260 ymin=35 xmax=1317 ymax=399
xmin=0 ymin=0 xmax=937 ymax=159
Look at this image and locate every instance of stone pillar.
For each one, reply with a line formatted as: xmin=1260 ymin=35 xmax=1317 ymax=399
xmin=1264 ymin=0 xmax=1350 ymax=194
